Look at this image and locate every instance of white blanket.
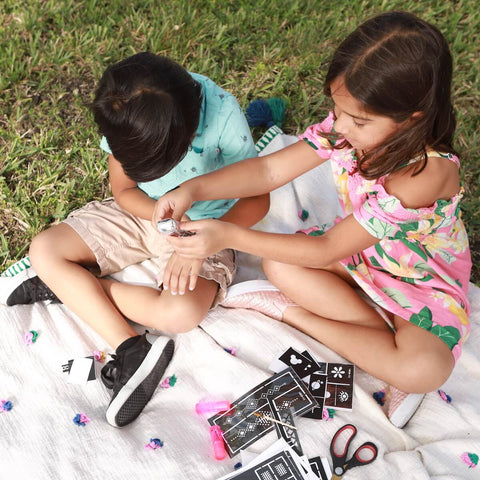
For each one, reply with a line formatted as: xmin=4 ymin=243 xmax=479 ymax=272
xmin=1 ymin=131 xmax=479 ymax=479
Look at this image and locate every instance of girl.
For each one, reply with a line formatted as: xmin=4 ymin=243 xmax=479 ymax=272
xmin=153 ymin=11 xmax=472 ymax=428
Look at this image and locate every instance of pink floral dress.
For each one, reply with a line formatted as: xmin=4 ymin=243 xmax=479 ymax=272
xmin=299 ymin=113 xmax=472 ymax=361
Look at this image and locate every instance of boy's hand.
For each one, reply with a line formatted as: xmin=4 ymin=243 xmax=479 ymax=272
xmin=163 ymin=252 xmax=204 ymax=295
xmin=166 ymin=219 xmax=231 ymax=259
xmin=152 ymin=186 xmax=194 ymax=227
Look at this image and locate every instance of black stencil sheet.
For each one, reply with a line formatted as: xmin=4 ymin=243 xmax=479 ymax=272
xmin=208 ymin=368 xmax=318 ymax=457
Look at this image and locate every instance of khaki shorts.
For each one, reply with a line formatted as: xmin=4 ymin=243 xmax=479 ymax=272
xmin=63 ymin=198 xmax=236 ymax=306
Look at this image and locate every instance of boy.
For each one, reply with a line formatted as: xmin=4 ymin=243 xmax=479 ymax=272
xmin=5 ymin=52 xmax=268 ymax=427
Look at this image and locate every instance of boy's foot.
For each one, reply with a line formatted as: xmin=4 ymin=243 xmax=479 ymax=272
xmin=0 ymin=268 xmax=60 ymax=306
xmin=220 ymin=279 xmax=296 ymax=321
xmin=387 ymin=386 xmax=425 ymax=428
xmin=101 ymin=333 xmax=174 ymax=428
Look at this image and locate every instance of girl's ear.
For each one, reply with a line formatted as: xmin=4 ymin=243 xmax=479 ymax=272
xmin=409 ymin=111 xmax=423 ymax=122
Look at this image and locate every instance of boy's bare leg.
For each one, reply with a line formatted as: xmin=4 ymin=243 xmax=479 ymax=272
xmin=98 ymin=276 xmax=218 ymax=334
xmin=30 ymin=223 xmax=217 ymax=349
xmin=263 ymin=259 xmax=454 ymax=393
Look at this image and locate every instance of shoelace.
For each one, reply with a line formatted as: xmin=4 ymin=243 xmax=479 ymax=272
xmin=101 ymin=355 xmax=119 ymax=389
xmin=28 ymin=277 xmax=59 ymax=301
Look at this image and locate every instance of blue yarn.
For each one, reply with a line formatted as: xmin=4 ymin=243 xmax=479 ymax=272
xmin=246 ymin=99 xmax=275 ymax=128
xmin=373 ymin=390 xmax=386 ymax=406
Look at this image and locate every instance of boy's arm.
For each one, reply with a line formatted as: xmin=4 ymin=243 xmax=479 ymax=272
xmin=108 ymin=154 xmax=156 ymax=220
xmin=218 ymin=194 xmax=270 ymax=228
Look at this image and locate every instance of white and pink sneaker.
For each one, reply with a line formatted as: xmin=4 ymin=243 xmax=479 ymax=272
xmin=387 ymin=386 xmax=425 ymax=428
xmin=220 ymin=280 xmax=296 ymax=321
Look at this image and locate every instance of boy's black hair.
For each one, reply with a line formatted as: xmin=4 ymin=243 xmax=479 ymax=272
xmin=92 ymin=52 xmax=202 ymax=183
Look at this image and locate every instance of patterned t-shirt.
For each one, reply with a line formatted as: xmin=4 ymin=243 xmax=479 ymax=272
xmin=101 ymin=72 xmax=257 ymax=220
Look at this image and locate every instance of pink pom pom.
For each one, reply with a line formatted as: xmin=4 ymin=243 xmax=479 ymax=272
xmin=145 ymin=438 xmax=164 ymax=450
xmin=461 ymin=452 xmax=478 ymax=468
xmin=93 ymin=350 xmax=106 ymax=362
xmin=437 ymin=389 xmax=452 ymax=403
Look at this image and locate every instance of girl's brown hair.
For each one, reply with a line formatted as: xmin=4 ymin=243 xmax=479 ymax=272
xmin=324 ymin=11 xmax=457 ymax=179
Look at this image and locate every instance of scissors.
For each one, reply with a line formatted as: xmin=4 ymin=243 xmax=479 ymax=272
xmin=329 ymin=424 xmax=378 ymax=479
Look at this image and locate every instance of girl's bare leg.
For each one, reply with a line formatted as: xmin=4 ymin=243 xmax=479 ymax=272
xmin=263 ymin=259 xmax=454 ymax=393
xmin=30 ymin=223 xmax=217 ymax=349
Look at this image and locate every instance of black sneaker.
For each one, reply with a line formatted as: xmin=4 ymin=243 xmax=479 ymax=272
xmin=101 ymin=333 xmax=174 ymax=428
xmin=1 ymin=268 xmax=60 ymax=306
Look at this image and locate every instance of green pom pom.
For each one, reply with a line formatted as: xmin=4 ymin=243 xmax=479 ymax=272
xmin=468 ymin=453 xmax=479 ymax=465
xmin=266 ymin=97 xmax=286 ymax=128
xmin=298 ymin=209 xmax=309 ymax=221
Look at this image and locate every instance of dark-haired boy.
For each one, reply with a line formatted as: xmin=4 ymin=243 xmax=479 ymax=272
xmin=6 ymin=52 xmax=268 ymax=427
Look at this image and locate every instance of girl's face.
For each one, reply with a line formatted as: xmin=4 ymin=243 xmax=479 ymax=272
xmin=330 ymin=77 xmax=402 ymax=153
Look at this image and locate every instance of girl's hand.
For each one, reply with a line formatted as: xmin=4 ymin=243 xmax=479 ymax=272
xmin=152 ymin=186 xmax=194 ymax=227
xmin=166 ymin=219 xmax=231 ymax=259
xmin=163 ymin=252 xmax=204 ymax=295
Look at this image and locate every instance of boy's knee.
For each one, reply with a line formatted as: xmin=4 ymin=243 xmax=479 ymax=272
xmin=149 ymin=299 xmax=205 ymax=333
xmin=29 ymin=231 xmax=54 ymax=270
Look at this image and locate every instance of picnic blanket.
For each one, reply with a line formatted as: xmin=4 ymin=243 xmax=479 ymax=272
xmin=1 ymin=128 xmax=479 ymax=479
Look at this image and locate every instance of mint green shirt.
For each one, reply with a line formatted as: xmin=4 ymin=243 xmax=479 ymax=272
xmin=100 ymin=72 xmax=257 ymax=220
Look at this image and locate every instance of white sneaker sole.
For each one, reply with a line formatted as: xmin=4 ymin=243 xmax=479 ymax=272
xmin=224 ymin=279 xmax=279 ymax=300
xmin=106 ymin=336 xmax=174 ymax=428
xmin=389 ymin=393 xmax=425 ymax=428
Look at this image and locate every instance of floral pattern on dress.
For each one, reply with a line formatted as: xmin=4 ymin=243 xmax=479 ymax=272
xmin=299 ymin=114 xmax=472 ymax=361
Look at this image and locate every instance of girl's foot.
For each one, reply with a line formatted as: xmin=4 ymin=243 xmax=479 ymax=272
xmin=220 ymin=280 xmax=296 ymax=321
xmin=387 ymin=386 xmax=425 ymax=428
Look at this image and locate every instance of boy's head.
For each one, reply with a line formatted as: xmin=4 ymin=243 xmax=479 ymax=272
xmin=93 ymin=52 xmax=202 ymax=183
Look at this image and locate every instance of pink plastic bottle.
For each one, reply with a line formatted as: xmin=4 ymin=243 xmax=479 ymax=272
xmin=209 ymin=425 xmax=227 ymax=460
xmin=195 ymin=400 xmax=231 ymax=415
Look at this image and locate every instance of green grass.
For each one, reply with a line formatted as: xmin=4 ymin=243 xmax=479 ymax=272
xmin=1 ymin=0 xmax=479 ymax=283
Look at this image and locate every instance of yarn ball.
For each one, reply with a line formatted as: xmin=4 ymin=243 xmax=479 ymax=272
xmin=246 ymin=99 xmax=274 ymax=128
xmin=1 ymin=400 xmax=13 ymax=412
xmin=73 ymin=413 xmax=90 ymax=426
xmin=161 ymin=374 xmax=177 ymax=388
xmin=145 ymin=438 xmax=164 ymax=450
xmin=266 ymin=97 xmax=286 ymax=127
xmin=24 ymin=330 xmax=39 ymax=345
xmin=298 ymin=209 xmax=309 ymax=221
xmin=438 ymin=389 xmax=452 ymax=403
xmin=322 ymin=407 xmax=335 ymax=421
xmin=461 ymin=452 xmax=478 ymax=468
xmin=373 ymin=389 xmax=386 ymax=406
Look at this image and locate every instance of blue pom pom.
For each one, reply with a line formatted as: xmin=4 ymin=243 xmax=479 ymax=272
xmin=246 ymin=99 xmax=274 ymax=128
xmin=373 ymin=390 xmax=386 ymax=406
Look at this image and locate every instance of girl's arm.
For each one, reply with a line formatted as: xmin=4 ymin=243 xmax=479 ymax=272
xmin=108 ymin=154 xmax=156 ymax=220
xmin=169 ymin=214 xmax=379 ymax=269
xmin=153 ymin=140 xmax=325 ymax=223
xmin=163 ymin=193 xmax=270 ymax=293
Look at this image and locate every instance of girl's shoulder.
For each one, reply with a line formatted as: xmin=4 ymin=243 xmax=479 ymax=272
xmin=383 ymin=151 xmax=460 ymax=210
